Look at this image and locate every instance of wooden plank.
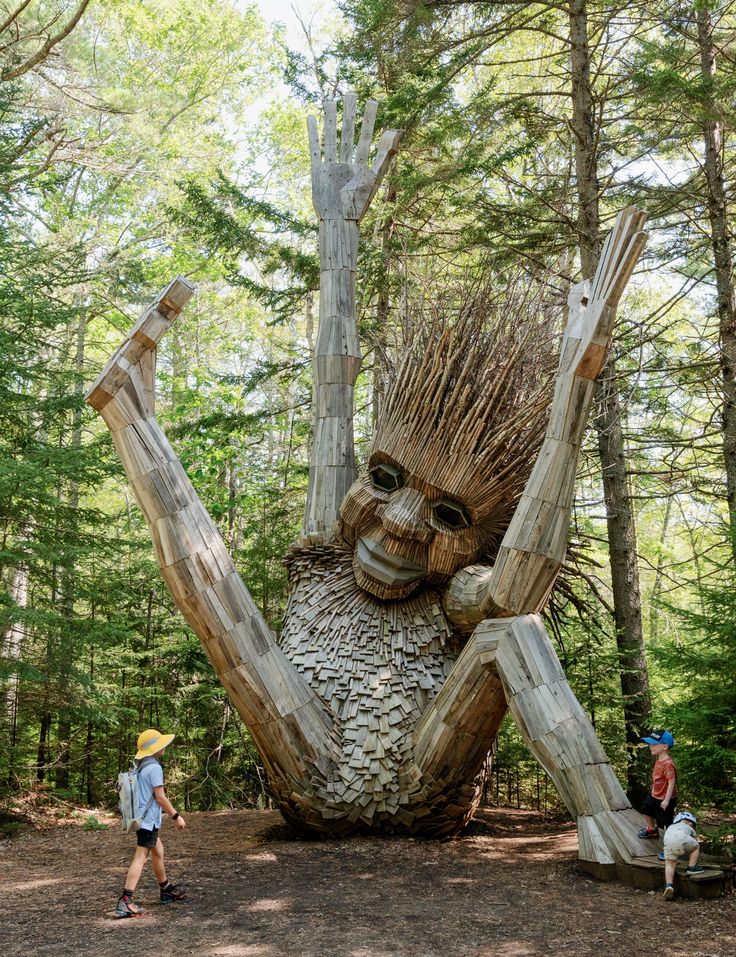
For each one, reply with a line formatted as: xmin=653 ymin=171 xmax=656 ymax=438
xmin=339 ymin=93 xmax=357 ymax=163
xmin=355 ymin=99 xmax=377 ymax=165
xmin=323 ymin=100 xmax=337 ymax=163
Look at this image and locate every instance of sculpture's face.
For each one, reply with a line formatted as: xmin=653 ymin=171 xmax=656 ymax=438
xmin=339 ymin=453 xmax=490 ymax=600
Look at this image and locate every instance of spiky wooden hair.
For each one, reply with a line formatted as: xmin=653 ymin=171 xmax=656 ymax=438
xmin=370 ymin=283 xmax=560 ymax=540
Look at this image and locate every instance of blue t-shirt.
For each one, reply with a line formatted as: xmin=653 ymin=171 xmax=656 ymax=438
xmin=137 ymin=757 xmax=164 ymax=829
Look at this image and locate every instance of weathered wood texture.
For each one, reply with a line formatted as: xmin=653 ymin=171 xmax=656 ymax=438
xmin=85 ymin=278 xmax=341 ymax=818
xmin=86 ymin=95 xmax=652 ymax=862
xmin=281 ymin=540 xmax=488 ymax=835
xmin=303 ymin=97 xmax=400 ymax=538
xmin=470 ymin=615 xmax=655 ymax=864
xmin=413 ymin=609 xmax=657 ymax=864
xmin=579 ymin=854 xmax=732 ymax=899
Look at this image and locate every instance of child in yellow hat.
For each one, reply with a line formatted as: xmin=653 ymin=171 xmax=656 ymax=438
xmin=115 ymin=729 xmax=187 ymax=917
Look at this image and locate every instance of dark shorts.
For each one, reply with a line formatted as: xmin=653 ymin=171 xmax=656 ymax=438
xmin=136 ymin=826 xmax=159 ymax=849
xmin=640 ymin=794 xmax=676 ymax=828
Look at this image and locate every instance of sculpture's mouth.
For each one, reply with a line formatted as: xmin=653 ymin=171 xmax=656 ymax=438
xmin=355 ymin=536 xmax=426 ymax=586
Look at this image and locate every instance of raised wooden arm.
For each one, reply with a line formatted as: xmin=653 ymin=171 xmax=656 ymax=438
xmin=414 ymin=210 xmax=652 ymax=865
xmin=303 ymin=95 xmax=400 ymax=539
xmin=86 ymin=279 xmax=339 ymax=808
xmin=442 ymin=207 xmax=648 ymax=626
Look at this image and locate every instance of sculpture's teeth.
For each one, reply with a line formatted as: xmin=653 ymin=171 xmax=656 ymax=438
xmin=356 ymin=537 xmax=426 ymax=585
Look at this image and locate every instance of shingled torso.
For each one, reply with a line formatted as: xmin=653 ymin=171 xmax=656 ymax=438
xmin=280 ymin=541 xmax=474 ymax=832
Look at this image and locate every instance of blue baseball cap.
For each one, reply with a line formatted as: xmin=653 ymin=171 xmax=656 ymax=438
xmin=641 ymin=730 xmax=674 ymax=747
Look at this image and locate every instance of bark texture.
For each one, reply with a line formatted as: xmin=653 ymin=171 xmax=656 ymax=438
xmin=697 ymin=6 xmax=736 ymax=553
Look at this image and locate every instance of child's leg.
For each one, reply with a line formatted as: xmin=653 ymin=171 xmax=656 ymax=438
xmin=124 ymin=846 xmax=150 ymax=892
xmin=154 ymin=837 xmax=187 ymax=903
xmin=688 ymin=846 xmax=700 ymax=866
xmin=644 ymin=815 xmax=656 ymax=830
xmin=664 ymin=860 xmax=676 ymax=884
xmin=151 ymin=839 xmax=167 ymax=885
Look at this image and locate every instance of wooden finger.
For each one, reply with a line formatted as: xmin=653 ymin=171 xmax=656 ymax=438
xmin=323 ymin=100 xmax=337 ymax=163
xmin=371 ymin=129 xmax=401 ymax=181
xmin=307 ymin=114 xmax=321 ymax=170
xmin=340 ymin=93 xmax=357 ymax=163
xmin=355 ymin=99 xmax=378 ymax=165
xmin=591 ymin=207 xmax=636 ymax=302
xmin=605 ymin=230 xmax=648 ymax=306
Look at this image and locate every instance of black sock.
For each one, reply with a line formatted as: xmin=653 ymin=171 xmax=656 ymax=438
xmin=123 ymin=889 xmax=134 ymax=898
xmin=159 ymin=881 xmax=169 ymax=889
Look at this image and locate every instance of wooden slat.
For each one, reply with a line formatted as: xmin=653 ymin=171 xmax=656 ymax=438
xmin=339 ymin=93 xmax=357 ymax=163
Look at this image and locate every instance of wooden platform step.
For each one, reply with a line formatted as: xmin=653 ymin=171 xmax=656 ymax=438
xmin=578 ymin=854 xmax=733 ymax=899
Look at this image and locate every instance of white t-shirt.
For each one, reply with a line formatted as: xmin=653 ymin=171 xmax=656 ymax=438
xmin=663 ymin=821 xmax=698 ymax=861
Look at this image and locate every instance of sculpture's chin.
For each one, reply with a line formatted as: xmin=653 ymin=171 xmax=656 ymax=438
xmin=352 ymin=536 xmax=426 ymax=600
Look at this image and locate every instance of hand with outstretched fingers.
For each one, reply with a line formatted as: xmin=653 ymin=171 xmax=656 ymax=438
xmin=307 ymin=94 xmax=401 ymax=223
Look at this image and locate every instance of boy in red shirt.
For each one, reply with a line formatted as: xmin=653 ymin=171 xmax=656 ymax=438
xmin=637 ymin=729 xmax=677 ymax=838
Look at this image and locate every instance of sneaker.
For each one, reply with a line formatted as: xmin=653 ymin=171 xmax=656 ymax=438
xmin=663 ymin=883 xmax=675 ymax=900
xmin=160 ymin=882 xmax=187 ymax=904
xmin=638 ymin=826 xmax=659 ymax=839
xmin=115 ymin=895 xmax=146 ymax=918
xmin=686 ymin=864 xmax=705 ymax=874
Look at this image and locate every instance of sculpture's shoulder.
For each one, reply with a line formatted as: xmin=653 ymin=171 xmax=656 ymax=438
xmin=284 ymin=535 xmax=353 ymax=584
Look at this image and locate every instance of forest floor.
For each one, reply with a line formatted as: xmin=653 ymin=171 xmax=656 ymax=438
xmin=1 ymin=798 xmax=734 ymax=957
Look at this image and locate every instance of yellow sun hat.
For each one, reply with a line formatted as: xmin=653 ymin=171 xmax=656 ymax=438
xmin=135 ymin=728 xmax=175 ymax=759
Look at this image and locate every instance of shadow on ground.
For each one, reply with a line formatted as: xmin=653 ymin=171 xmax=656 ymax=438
xmin=2 ymin=807 xmax=733 ymax=957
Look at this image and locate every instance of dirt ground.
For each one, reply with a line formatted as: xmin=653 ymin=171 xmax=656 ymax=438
xmin=2 ymin=806 xmax=734 ymax=957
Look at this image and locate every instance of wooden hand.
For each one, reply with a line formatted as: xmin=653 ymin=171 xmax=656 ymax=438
xmin=307 ymin=95 xmax=400 ymax=224
xmin=303 ymin=96 xmax=401 ymax=538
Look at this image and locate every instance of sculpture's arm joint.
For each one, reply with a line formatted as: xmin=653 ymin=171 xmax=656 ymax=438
xmin=442 ymin=563 xmax=508 ymax=631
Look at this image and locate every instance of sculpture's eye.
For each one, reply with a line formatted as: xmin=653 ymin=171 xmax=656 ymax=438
xmin=369 ymin=463 xmax=404 ymax=492
xmin=432 ymin=498 xmax=471 ymax=530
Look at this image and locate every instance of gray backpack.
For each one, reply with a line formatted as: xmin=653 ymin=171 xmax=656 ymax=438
xmin=116 ymin=762 xmax=155 ymax=832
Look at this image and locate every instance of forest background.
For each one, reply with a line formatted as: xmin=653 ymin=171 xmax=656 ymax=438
xmin=1 ymin=0 xmax=735 ymax=831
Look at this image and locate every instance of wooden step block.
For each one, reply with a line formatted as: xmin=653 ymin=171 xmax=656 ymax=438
xmin=579 ymin=853 xmax=732 ymax=899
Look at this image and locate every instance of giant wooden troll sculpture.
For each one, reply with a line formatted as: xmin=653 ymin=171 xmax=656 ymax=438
xmin=87 ymin=97 xmax=652 ymax=865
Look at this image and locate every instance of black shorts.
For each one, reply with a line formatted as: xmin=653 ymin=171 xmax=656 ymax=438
xmin=640 ymin=794 xmax=676 ymax=828
xmin=136 ymin=826 xmax=159 ymax=849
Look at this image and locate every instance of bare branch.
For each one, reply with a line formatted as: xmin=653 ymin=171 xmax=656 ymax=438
xmin=0 ymin=0 xmax=33 ymax=37
xmin=2 ymin=0 xmax=92 ymax=81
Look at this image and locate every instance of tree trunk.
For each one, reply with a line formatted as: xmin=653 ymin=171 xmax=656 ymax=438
xmin=696 ymin=6 xmax=736 ymax=557
xmin=2 ymin=558 xmax=28 ymax=785
xmin=568 ymin=0 xmax=651 ymax=799
xmin=649 ymin=493 xmax=673 ymax=643
xmin=595 ymin=383 xmax=651 ymax=802
xmin=55 ymin=311 xmax=86 ymax=791
xmin=37 ymin=705 xmax=51 ymax=783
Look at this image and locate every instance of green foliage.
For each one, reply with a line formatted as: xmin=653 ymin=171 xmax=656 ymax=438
xmin=170 ymin=174 xmax=318 ymax=323
xmin=0 ymin=821 xmax=24 ymax=839
xmin=653 ymin=550 xmax=736 ymax=809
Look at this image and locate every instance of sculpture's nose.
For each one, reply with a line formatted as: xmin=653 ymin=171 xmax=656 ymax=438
xmin=377 ymin=488 xmax=434 ymax=544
